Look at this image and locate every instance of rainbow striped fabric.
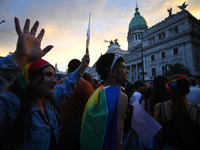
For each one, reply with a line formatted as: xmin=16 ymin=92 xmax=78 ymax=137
xmin=80 ymin=85 xmax=120 ymax=150
xmin=17 ymin=62 xmax=33 ymax=90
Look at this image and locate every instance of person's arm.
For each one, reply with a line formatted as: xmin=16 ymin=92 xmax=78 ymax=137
xmin=118 ymin=91 xmax=128 ymax=150
xmin=0 ymin=56 xmax=23 ymax=94
xmin=0 ymin=91 xmax=21 ymax=139
xmin=53 ymin=54 xmax=90 ymax=105
xmin=154 ymin=103 xmax=164 ymax=148
xmin=0 ymin=17 xmax=53 ymax=93
xmin=188 ymin=102 xmax=200 ymax=125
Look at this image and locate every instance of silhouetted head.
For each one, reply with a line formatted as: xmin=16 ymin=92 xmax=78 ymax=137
xmin=68 ymin=59 xmax=81 ymax=74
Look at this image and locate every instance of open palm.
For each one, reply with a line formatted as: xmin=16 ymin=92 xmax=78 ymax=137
xmin=12 ymin=17 xmax=53 ymax=68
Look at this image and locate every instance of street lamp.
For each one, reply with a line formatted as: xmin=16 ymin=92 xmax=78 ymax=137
xmin=0 ymin=20 xmax=5 ymax=24
xmin=141 ymin=40 xmax=145 ymax=83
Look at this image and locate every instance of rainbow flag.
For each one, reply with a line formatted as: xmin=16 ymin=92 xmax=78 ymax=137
xmin=80 ymin=86 xmax=120 ymax=150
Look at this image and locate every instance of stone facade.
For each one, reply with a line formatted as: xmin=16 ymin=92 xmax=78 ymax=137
xmin=139 ymin=10 xmax=200 ymax=83
xmin=88 ymin=8 xmax=200 ymax=83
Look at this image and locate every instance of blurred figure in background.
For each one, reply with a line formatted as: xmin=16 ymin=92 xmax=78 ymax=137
xmin=82 ymin=72 xmax=95 ymax=90
xmin=186 ymin=77 xmax=200 ymax=104
xmin=130 ymin=80 xmax=146 ymax=105
xmin=141 ymin=87 xmax=153 ymax=112
xmin=150 ymin=75 xmax=170 ymax=116
xmin=58 ymin=59 xmax=93 ymax=150
xmin=92 ymin=78 xmax=100 ymax=91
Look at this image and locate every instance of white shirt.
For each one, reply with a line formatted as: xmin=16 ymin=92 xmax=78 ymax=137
xmin=186 ymin=86 xmax=200 ymax=104
xmin=130 ymin=91 xmax=142 ymax=105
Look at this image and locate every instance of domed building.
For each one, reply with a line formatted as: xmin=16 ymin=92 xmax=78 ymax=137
xmin=124 ymin=4 xmax=200 ymax=83
xmin=122 ymin=5 xmax=148 ymax=83
xmin=127 ymin=6 xmax=147 ymax=51
xmin=88 ymin=3 xmax=200 ymax=84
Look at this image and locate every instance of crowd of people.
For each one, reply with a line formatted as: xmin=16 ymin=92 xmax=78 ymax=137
xmin=122 ymin=75 xmax=200 ymax=150
xmin=0 ymin=17 xmax=200 ymax=150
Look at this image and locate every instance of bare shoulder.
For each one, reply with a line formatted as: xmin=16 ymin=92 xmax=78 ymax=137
xmin=119 ymin=91 xmax=128 ymax=100
xmin=118 ymin=91 xmax=128 ymax=112
xmin=155 ymin=100 xmax=174 ymax=122
xmin=154 ymin=102 xmax=161 ymax=119
xmin=187 ymin=102 xmax=200 ymax=125
xmin=118 ymin=91 xmax=128 ymax=105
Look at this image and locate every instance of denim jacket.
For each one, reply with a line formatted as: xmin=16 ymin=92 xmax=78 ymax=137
xmin=0 ymin=55 xmax=23 ymax=93
xmin=0 ymin=56 xmax=82 ymax=149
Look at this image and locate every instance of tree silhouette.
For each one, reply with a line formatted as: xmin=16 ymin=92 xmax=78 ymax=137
xmin=164 ymin=63 xmax=192 ymax=77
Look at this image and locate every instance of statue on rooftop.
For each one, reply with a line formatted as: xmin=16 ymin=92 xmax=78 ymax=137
xmin=110 ymin=40 xmax=114 ymax=45
xmin=177 ymin=2 xmax=188 ymax=11
xmin=114 ymin=39 xmax=119 ymax=45
xmin=167 ymin=7 xmax=172 ymax=16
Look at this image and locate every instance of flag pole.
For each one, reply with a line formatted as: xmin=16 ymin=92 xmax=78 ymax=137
xmin=86 ymin=13 xmax=91 ymax=54
xmin=103 ymin=40 xmax=104 ymax=54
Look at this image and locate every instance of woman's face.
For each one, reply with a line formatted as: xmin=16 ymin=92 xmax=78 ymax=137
xmin=30 ymin=66 xmax=57 ymax=98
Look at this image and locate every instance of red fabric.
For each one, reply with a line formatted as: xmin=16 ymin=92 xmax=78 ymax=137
xmin=28 ymin=59 xmax=50 ymax=72
xmin=59 ymin=78 xmax=93 ymax=137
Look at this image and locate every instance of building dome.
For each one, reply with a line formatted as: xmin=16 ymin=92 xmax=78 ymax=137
xmin=129 ymin=6 xmax=147 ymax=32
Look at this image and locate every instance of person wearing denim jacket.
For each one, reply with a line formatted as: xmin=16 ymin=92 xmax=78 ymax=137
xmin=0 ymin=66 xmax=83 ymax=149
xmin=0 ymin=55 xmax=23 ymax=94
xmin=0 ymin=17 xmax=90 ymax=149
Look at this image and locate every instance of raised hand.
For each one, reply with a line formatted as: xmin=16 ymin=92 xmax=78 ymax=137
xmin=77 ymin=54 xmax=90 ymax=74
xmin=11 ymin=17 xmax=53 ymax=68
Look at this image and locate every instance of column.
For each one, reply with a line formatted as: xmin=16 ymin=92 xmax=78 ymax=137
xmin=166 ymin=30 xmax=169 ymax=38
xmin=156 ymin=52 xmax=159 ymax=75
xmin=143 ymin=55 xmax=146 ymax=72
xmin=155 ymin=35 xmax=158 ymax=43
xmin=181 ymin=43 xmax=186 ymax=67
xmin=136 ymin=64 xmax=138 ymax=80
xmin=167 ymin=47 xmax=171 ymax=64
xmin=130 ymin=65 xmax=132 ymax=83
xmin=143 ymin=55 xmax=146 ymax=80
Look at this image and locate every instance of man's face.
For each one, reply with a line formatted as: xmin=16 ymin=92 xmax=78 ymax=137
xmin=114 ymin=62 xmax=129 ymax=84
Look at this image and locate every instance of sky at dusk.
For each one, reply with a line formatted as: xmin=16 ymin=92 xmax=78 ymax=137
xmin=0 ymin=0 xmax=199 ymax=71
